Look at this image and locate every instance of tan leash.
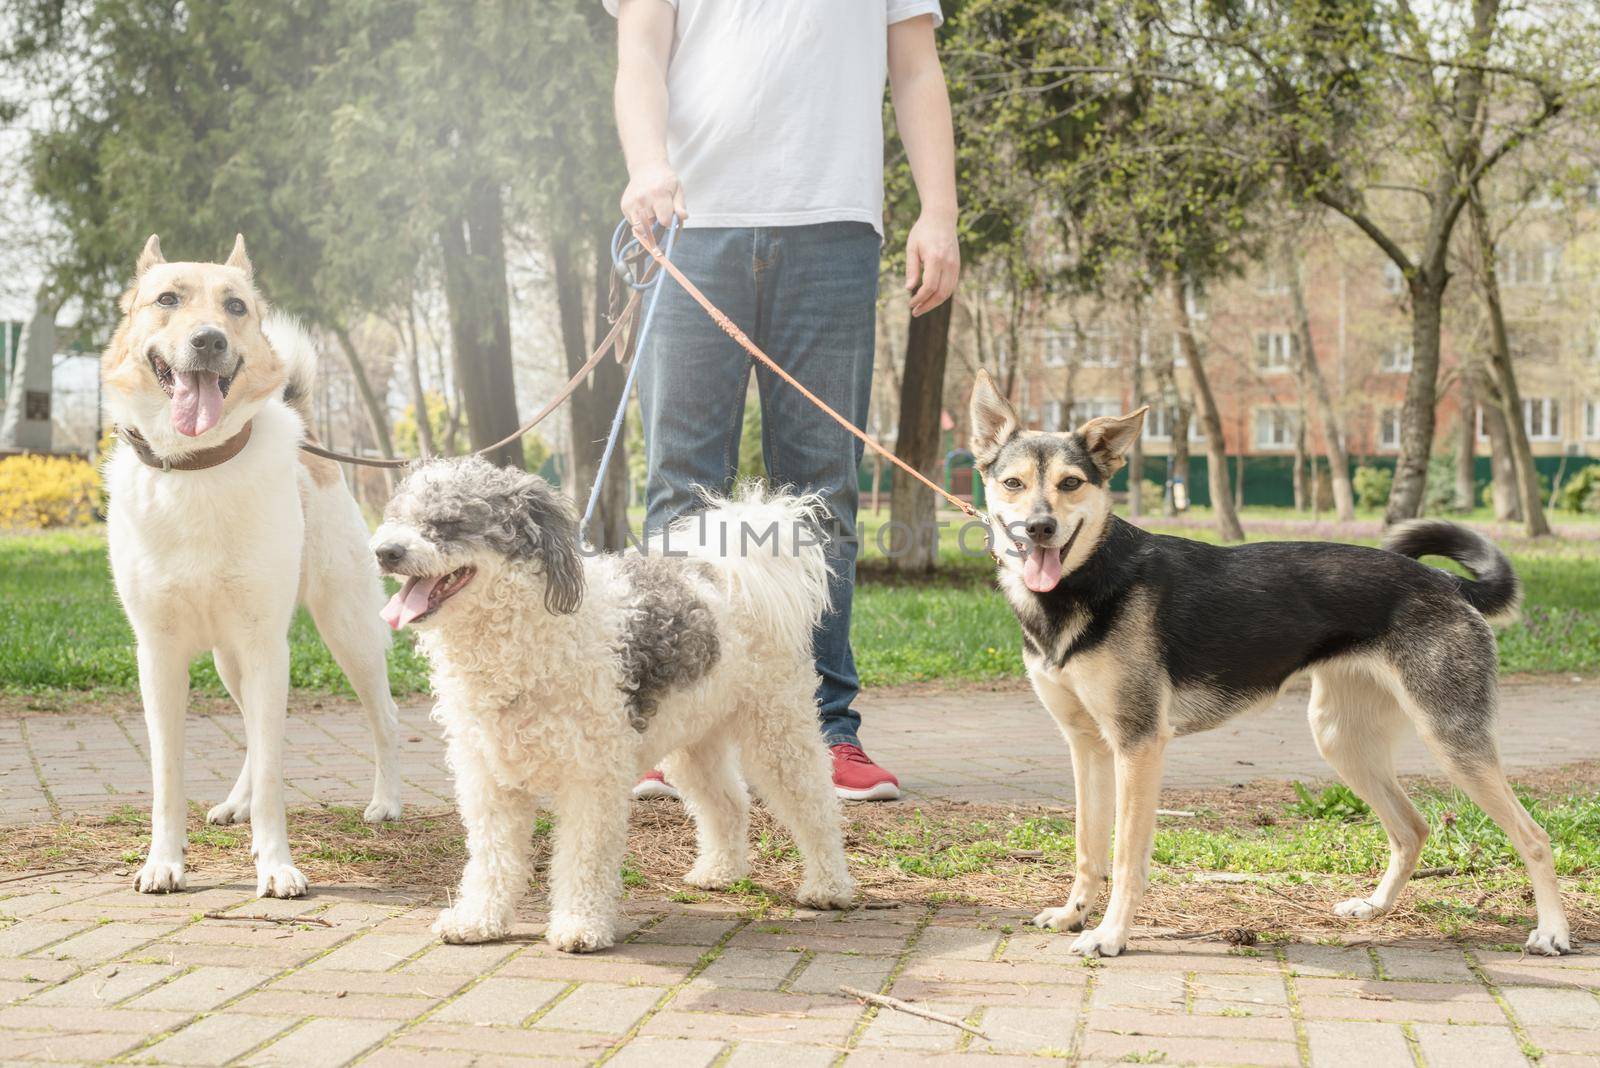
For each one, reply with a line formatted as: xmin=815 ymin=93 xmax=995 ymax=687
xmin=628 ymin=225 xmax=983 ymax=521
xmin=298 ymin=289 xmax=643 ymax=470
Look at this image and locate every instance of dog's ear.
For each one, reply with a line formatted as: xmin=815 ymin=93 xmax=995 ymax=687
xmin=1078 ymin=406 xmax=1147 ymax=478
xmin=225 ymin=233 xmax=253 ymax=278
xmin=512 ymin=475 xmax=584 ymax=614
xmin=136 ymin=234 xmax=165 ymax=278
xmin=969 ymin=368 xmax=1020 ymax=469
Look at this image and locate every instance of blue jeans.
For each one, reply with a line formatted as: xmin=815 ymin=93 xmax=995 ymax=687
xmin=637 ymin=223 xmax=880 ymax=747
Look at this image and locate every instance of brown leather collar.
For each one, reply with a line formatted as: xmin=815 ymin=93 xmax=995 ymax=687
xmin=119 ymin=422 xmax=254 ymax=472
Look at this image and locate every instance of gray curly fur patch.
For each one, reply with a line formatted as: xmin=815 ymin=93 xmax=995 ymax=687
xmin=616 ymin=556 xmax=721 ymax=732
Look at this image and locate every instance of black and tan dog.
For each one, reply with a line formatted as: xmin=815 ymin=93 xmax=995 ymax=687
xmin=969 ymin=369 xmax=1570 ymax=958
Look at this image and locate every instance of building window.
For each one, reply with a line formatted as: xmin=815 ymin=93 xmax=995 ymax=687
xmin=1254 ymin=408 xmax=1297 ymax=450
xmin=1041 ymin=331 xmax=1070 ymax=368
xmin=1382 ymin=261 xmax=1406 ymax=296
xmin=1042 ymin=400 xmax=1064 ymax=431
xmin=1380 ymin=340 xmax=1413 ymax=373
xmin=1255 ymin=330 xmax=1298 ymax=373
xmin=1070 ymin=398 xmax=1121 ymax=427
xmin=1500 ymin=243 xmax=1561 ymax=287
xmin=1379 ymin=408 xmax=1402 ymax=451
xmin=1080 ymin=330 xmax=1120 ymax=368
xmin=1585 ymin=400 xmax=1600 ymax=441
xmin=1184 ymin=283 xmax=1206 ymax=321
xmin=1144 ymin=405 xmax=1174 ymax=441
xmin=1524 ymin=397 xmax=1561 ymax=441
xmin=1258 ymin=265 xmax=1289 ymax=296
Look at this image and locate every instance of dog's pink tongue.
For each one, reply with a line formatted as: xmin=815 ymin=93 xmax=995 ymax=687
xmin=170 ymin=371 xmax=224 ymax=437
xmin=1022 ymin=545 xmax=1063 ymax=593
xmin=380 ymin=576 xmax=441 ymax=630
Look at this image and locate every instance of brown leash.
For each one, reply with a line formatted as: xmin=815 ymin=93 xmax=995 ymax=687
xmin=298 ymin=289 xmax=643 ymax=471
xmin=629 ymin=227 xmax=983 ymax=521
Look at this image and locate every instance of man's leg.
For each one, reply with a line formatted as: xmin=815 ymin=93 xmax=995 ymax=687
xmin=637 ymin=227 xmax=759 ymax=538
xmin=753 ymin=222 xmax=895 ymax=799
xmin=634 ymin=226 xmax=757 ymax=801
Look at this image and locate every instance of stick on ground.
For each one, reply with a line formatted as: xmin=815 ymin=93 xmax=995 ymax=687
xmin=201 ymin=912 xmax=334 ymax=928
xmin=840 ymin=985 xmax=990 ymax=1040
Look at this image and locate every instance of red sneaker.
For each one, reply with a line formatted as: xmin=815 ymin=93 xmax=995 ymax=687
xmin=631 ymin=769 xmax=680 ymax=801
xmin=830 ymin=744 xmax=901 ymax=802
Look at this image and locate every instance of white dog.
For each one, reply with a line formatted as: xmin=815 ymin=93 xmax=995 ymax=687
xmin=102 ymin=234 xmax=402 ymax=898
xmin=372 ymin=459 xmax=855 ymax=952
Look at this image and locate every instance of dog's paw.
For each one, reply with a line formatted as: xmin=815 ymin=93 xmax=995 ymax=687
xmin=363 ymin=794 xmax=403 ymax=823
xmin=133 ymin=859 xmax=186 ymax=894
xmin=1069 ymin=925 xmax=1127 ymax=958
xmin=433 ymin=905 xmax=510 ymax=945
xmin=796 ymin=873 xmax=855 ymax=910
xmin=1526 ymin=927 xmax=1573 ymax=957
xmin=205 ymin=797 xmax=250 ymax=826
xmin=546 ymin=913 xmax=614 ymax=954
xmin=1032 ymin=904 xmax=1089 ymax=932
xmin=683 ymin=858 xmax=747 ymax=891
xmin=256 ymin=864 xmax=308 ymax=899
xmin=1333 ymin=897 xmax=1386 ymax=921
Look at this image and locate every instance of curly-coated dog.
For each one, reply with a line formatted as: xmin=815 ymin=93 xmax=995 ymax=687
xmin=371 ymin=458 xmax=855 ymax=952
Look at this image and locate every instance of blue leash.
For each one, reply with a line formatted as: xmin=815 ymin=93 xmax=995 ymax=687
xmin=579 ymin=218 xmax=680 ymax=544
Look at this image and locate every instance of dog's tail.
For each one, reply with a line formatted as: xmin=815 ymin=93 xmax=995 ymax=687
xmin=263 ymin=312 xmax=318 ymax=428
xmin=656 ymin=483 xmax=834 ymax=655
xmin=1383 ymin=519 xmax=1522 ymax=623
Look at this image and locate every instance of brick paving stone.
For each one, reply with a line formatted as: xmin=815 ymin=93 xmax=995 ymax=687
xmin=1089 ymin=969 xmax=1187 ymax=1010
xmin=29 ymin=962 xmax=181 ymax=1006
xmin=696 ymin=948 xmax=802 ymax=991
xmin=1502 ymin=985 xmax=1600 ymax=1030
xmin=230 ymin=987 xmax=438 ymax=1020
xmin=1283 ymin=943 xmax=1378 ymax=979
xmin=1080 ymin=1030 xmax=1300 ymax=1066
xmin=1521 ymin=1026 xmax=1600 ymax=1059
xmin=723 ymin=1042 xmax=838 ymax=1068
xmin=1413 ymin=1022 xmax=1530 ymax=1067
xmin=387 ymin=1023 xmax=609 ymax=1062
xmin=631 ymin=914 xmax=740 ymax=946
xmin=642 ymin=1008 xmax=855 ymax=1046
xmin=1295 ymin=977 xmax=1506 ymax=1025
xmin=135 ymin=1012 xmax=297 ymax=1066
xmin=0 ymin=1026 xmax=148 ymax=1062
xmin=533 ymin=982 xmax=666 ymax=1035
xmin=1375 ymin=945 xmax=1477 ymax=982
xmin=1304 ymin=1019 xmax=1414 ymax=1068
xmin=430 ymin=977 xmax=567 ymax=1026
xmin=1189 ymin=971 xmax=1291 ymax=1016
xmin=788 ymin=951 xmax=895 ymax=995
xmin=908 ymin=926 xmax=1000 ymax=961
xmin=35 ymin=921 xmax=175 ymax=963
xmin=0 ymin=1004 xmax=191 ymax=1033
xmin=243 ymin=1017 xmax=402 ymax=1067
xmin=126 ymin=965 xmax=273 ymax=1012
xmin=270 ymin=968 xmax=468 ymax=999
xmin=856 ymin=1000 xmax=974 ymax=1052
xmin=399 ymin=941 xmax=519 ymax=976
xmin=0 ymin=919 xmax=94 ymax=957
xmin=968 ymin=1004 xmax=1078 ymax=1055
xmin=603 ymin=1037 xmax=725 ymax=1068
xmin=305 ymin=932 xmax=435 ymax=973
xmin=1086 ymin=1007 xmax=1294 ymax=1041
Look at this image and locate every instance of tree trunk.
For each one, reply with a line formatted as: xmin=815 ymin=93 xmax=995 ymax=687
xmin=1468 ymin=189 xmax=1550 ymax=536
xmin=1170 ymin=276 xmax=1243 ymax=540
xmin=1127 ymin=322 xmax=1144 ymax=520
xmin=1285 ymin=243 xmax=1354 ymax=520
xmin=401 ymin=299 xmax=435 ymax=459
xmin=1455 ymin=376 xmax=1475 ymax=512
xmin=889 ymin=300 xmax=953 ymax=574
xmin=438 ymin=179 xmax=522 ymax=470
xmin=331 ymin=325 xmax=397 ymax=466
xmin=1384 ymin=277 xmax=1446 ymax=525
xmin=1477 ymin=369 xmax=1521 ymax=519
xmin=1292 ymin=418 xmax=1307 ymax=512
xmin=553 ymin=230 xmax=630 ymax=550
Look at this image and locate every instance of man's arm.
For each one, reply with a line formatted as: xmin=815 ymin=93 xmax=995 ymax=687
xmin=615 ymin=0 xmax=685 ymax=229
xmin=888 ymin=14 xmax=959 ymax=316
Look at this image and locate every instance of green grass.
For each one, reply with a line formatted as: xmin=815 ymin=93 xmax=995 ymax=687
xmin=2 ymin=512 xmax=1596 ymax=696
xmin=866 ymin=783 xmax=1600 ymax=883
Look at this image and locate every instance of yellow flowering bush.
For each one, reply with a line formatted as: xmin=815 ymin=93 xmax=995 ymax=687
xmin=0 ymin=454 xmax=103 ymax=529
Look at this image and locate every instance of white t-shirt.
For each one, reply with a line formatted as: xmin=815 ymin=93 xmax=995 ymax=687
xmin=604 ymin=0 xmax=943 ymax=234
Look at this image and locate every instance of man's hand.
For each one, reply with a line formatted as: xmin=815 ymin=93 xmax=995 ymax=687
xmin=905 ymin=211 xmax=959 ymax=317
xmin=620 ymin=159 xmax=687 ymax=231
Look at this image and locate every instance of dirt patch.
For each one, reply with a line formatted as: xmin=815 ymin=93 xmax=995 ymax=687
xmin=7 ymin=769 xmax=1598 ymax=949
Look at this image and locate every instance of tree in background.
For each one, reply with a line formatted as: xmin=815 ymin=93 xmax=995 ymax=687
xmin=1192 ymin=0 xmax=1599 ymax=525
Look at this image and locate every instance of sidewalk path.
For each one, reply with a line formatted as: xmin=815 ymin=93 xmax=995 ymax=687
xmin=3 ymin=681 xmax=1599 ymax=1065
xmin=2 ymin=677 xmax=1594 ymax=824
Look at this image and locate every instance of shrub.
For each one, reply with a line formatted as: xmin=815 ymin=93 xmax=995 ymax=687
xmin=1556 ymin=465 xmax=1600 ymax=513
xmin=1352 ymin=465 xmax=1392 ymax=510
xmin=0 ymin=454 xmax=103 ymax=529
